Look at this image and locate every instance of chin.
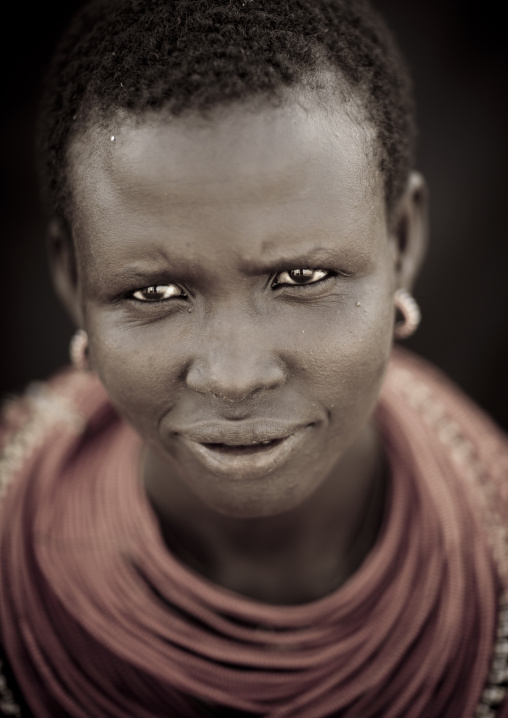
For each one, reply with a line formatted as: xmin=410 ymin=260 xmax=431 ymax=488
xmin=194 ymin=475 xmax=320 ymax=519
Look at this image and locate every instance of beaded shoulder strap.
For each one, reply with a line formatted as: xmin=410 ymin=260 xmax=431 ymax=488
xmin=0 ymin=378 xmax=87 ymax=717
xmin=391 ymin=366 xmax=508 ymax=718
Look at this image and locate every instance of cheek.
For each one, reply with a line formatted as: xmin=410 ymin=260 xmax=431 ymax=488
xmin=86 ymin=311 xmax=191 ymax=435
xmin=280 ymin=278 xmax=394 ymax=413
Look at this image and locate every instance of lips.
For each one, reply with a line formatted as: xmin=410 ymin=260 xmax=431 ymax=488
xmin=202 ymin=438 xmax=283 ymax=455
xmin=176 ymin=420 xmax=305 ymax=445
xmin=174 ymin=420 xmax=312 ymax=479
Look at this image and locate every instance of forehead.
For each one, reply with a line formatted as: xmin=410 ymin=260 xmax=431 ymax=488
xmin=68 ymin=98 xmax=384 ymax=260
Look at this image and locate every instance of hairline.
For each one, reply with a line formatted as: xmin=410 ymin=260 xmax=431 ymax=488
xmin=64 ymin=73 xmax=390 ymax=238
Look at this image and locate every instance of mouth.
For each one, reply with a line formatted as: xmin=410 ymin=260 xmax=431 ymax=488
xmin=202 ymin=438 xmax=284 ymax=455
xmin=176 ymin=423 xmax=312 ymax=479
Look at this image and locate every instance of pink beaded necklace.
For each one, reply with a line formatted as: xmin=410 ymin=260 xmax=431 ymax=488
xmin=1 ymin=351 xmax=508 ymax=717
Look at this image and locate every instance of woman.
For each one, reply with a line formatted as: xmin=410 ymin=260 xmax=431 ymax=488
xmin=1 ymin=0 xmax=507 ymax=716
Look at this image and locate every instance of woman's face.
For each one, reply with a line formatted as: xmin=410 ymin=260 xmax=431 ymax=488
xmin=67 ymin=98 xmax=400 ymax=518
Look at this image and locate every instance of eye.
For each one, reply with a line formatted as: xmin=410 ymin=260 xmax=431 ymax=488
xmin=272 ymin=269 xmax=330 ymax=288
xmin=131 ymin=284 xmax=186 ymax=301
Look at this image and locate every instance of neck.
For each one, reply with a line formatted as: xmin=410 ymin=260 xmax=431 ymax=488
xmin=143 ymin=419 xmax=387 ymax=604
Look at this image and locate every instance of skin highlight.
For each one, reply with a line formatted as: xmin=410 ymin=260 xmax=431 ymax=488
xmin=50 ymin=95 xmax=427 ymax=604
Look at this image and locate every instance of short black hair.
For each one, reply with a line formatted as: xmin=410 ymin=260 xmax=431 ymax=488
xmin=37 ymin=0 xmax=416 ymax=228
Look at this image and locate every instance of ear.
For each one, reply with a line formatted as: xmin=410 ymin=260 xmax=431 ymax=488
xmin=388 ymin=171 xmax=429 ymax=291
xmin=46 ymin=218 xmax=83 ymax=327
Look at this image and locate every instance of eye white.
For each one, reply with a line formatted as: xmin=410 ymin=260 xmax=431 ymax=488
xmin=132 ymin=284 xmax=184 ymax=301
xmin=274 ymin=269 xmax=329 ymax=286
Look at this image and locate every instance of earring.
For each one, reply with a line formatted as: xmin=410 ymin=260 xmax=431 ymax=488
xmin=394 ymin=289 xmax=421 ymax=339
xmin=69 ymin=329 xmax=89 ymax=370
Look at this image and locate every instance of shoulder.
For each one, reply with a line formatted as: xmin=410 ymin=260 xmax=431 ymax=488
xmin=0 ymin=371 xmax=115 ymax=718
xmin=384 ymin=348 xmax=508 ymax=456
xmin=0 ymin=370 xmax=111 ymax=506
xmin=1 ymin=370 xmax=91 ymax=443
xmin=381 ymin=347 xmax=508 ymax=581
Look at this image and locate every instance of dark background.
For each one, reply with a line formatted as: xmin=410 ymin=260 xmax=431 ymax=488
xmin=1 ymin=1 xmax=507 ymax=428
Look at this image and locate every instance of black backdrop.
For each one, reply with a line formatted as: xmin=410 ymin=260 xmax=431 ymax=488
xmin=1 ymin=0 xmax=507 ymax=428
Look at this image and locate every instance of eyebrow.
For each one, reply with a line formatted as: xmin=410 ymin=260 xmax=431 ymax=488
xmin=239 ymin=246 xmax=346 ymax=275
xmin=102 ymin=244 xmax=354 ymax=291
xmin=106 ymin=266 xmax=186 ymax=289
xmin=104 ymin=250 xmax=203 ymax=287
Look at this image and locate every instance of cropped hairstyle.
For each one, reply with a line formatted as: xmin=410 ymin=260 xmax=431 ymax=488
xmin=37 ymin=0 xmax=417 ymax=230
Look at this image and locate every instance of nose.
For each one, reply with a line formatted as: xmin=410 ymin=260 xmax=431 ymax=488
xmin=185 ymin=311 xmax=287 ymax=402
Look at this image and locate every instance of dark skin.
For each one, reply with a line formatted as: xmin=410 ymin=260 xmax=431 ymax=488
xmin=50 ymin=93 xmax=427 ymax=604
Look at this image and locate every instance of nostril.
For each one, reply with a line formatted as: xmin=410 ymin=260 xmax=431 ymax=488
xmin=191 ymin=381 xmax=262 ymax=402
xmin=209 ymin=388 xmax=259 ymax=403
xmin=186 ymin=356 xmax=287 ymax=402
